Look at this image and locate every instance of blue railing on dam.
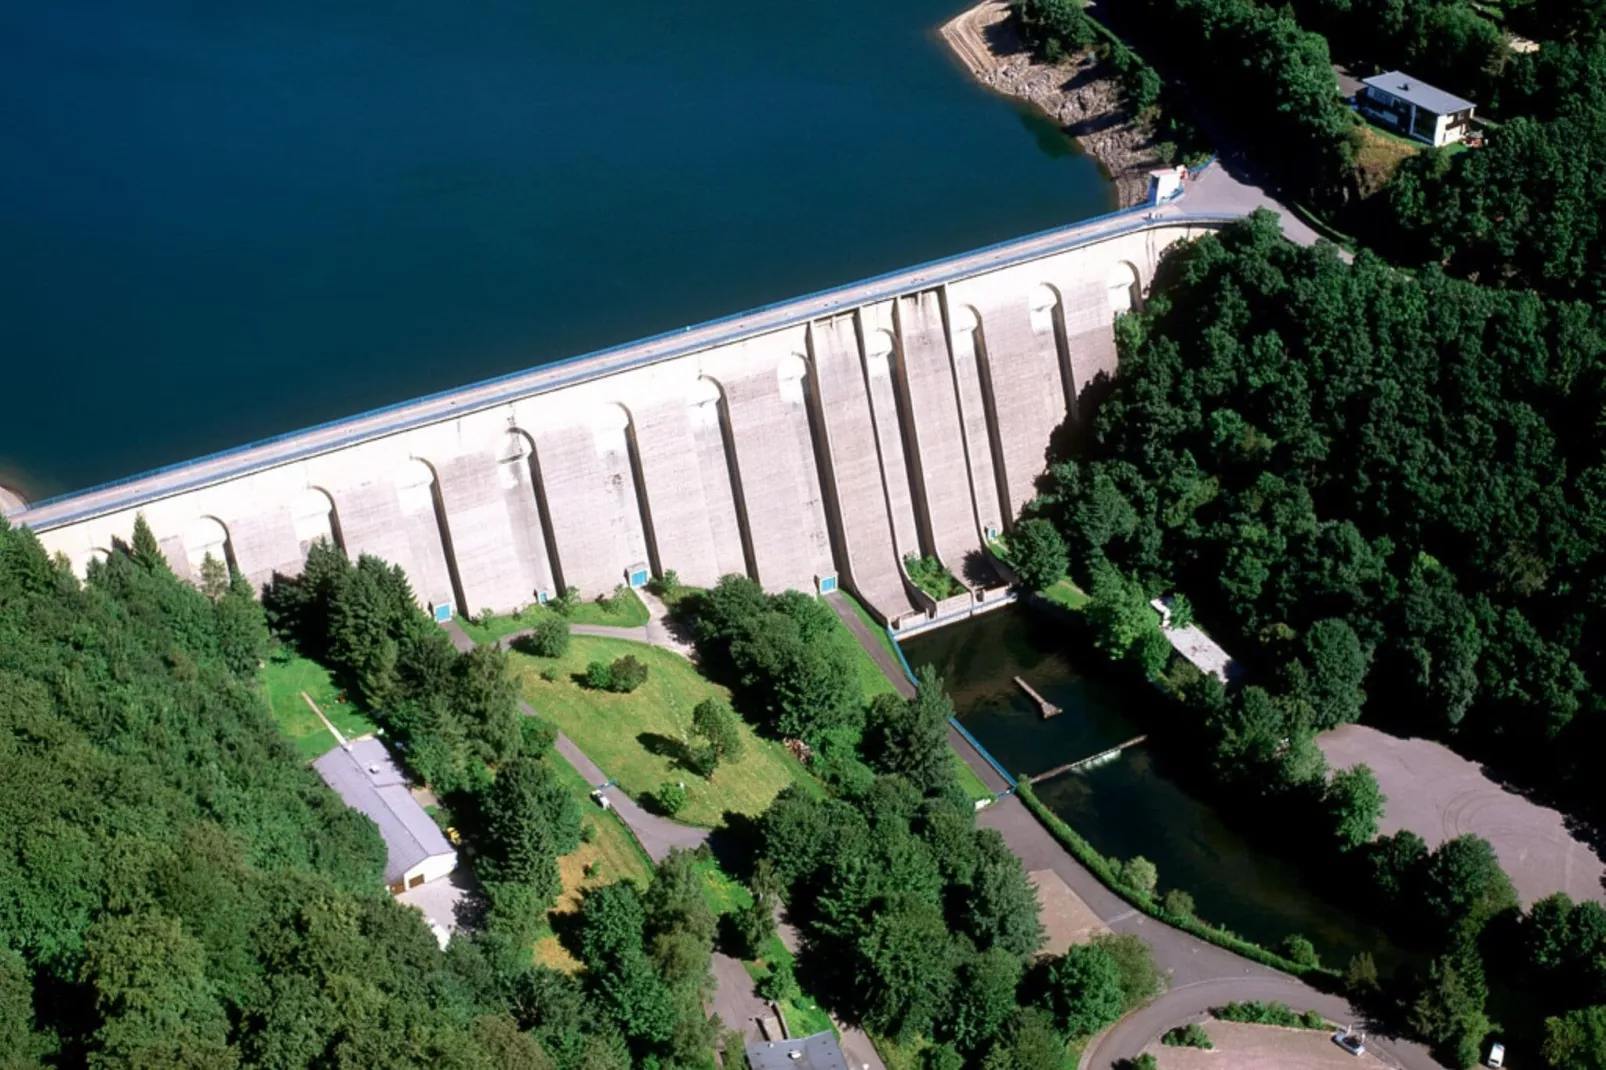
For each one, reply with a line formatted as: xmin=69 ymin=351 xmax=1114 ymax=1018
xmin=16 ymin=204 xmax=1244 ymax=531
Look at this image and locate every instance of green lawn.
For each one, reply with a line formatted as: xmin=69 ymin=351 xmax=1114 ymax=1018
xmin=1043 ymin=577 xmax=1090 ymax=612
xmin=534 ymin=750 xmax=656 ymax=972
xmin=260 ymin=652 xmax=377 ymax=759
xmin=508 ymin=637 xmax=817 ymax=827
xmin=458 ymin=588 xmax=651 ymax=647
xmin=565 ymin=586 xmax=650 ymax=628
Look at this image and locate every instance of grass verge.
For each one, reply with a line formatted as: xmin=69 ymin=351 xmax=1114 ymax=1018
xmin=693 ymin=858 xmax=836 ymax=1039
xmin=1043 ymin=577 xmax=1091 ymax=612
xmin=509 ymin=637 xmax=816 ymax=827
xmin=533 ymin=751 xmax=654 ymax=971
xmin=1016 ymin=780 xmax=1340 ymax=984
xmin=458 ymin=588 xmax=651 ymax=646
xmin=260 ymin=652 xmax=377 ymax=759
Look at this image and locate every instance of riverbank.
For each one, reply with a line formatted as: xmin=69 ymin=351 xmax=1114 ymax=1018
xmin=940 ymin=0 xmax=1162 ymax=206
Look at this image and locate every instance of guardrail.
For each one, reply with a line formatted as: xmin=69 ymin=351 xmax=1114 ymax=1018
xmin=16 ymin=207 xmax=1242 ymax=532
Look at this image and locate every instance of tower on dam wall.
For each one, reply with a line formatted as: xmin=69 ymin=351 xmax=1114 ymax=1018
xmin=13 ymin=217 xmax=1228 ymax=632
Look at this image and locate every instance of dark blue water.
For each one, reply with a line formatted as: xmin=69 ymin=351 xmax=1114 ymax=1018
xmin=0 ymin=0 xmax=1114 ymax=498
xmin=906 ymin=608 xmax=1403 ymax=971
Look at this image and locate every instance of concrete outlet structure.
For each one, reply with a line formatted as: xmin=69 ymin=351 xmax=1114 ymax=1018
xmin=9 ymin=213 xmax=1232 ymax=630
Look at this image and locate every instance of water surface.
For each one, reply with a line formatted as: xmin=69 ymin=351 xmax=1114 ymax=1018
xmin=906 ymin=607 xmax=1403 ymax=971
xmin=0 ymin=0 xmax=1114 ymax=497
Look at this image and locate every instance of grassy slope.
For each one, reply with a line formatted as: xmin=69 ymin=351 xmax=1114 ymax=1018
xmin=1042 ymin=577 xmax=1091 ymax=611
xmin=533 ymin=751 xmax=656 ymax=972
xmin=458 ymin=588 xmax=651 ymax=647
xmin=508 ymin=637 xmax=816 ymax=827
xmin=260 ymin=653 xmax=377 ymax=759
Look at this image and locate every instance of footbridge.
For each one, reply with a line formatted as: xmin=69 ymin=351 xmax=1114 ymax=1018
xmin=7 ymin=209 xmax=1238 ymax=631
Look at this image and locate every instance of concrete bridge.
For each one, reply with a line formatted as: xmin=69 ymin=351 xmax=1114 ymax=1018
xmin=6 ymin=210 xmax=1236 ymax=631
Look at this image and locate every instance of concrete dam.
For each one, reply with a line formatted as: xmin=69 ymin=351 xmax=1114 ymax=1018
xmin=8 ymin=212 xmax=1232 ymax=632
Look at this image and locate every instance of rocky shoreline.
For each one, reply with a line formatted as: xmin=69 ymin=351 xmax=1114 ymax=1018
xmin=940 ymin=0 xmax=1162 ymax=207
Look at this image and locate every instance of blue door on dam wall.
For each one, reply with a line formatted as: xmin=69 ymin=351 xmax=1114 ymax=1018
xmin=432 ymin=602 xmax=454 ymax=624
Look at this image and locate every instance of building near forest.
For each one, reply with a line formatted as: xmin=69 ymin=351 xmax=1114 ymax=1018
xmin=313 ymin=737 xmax=458 ymax=893
xmin=746 ymin=1032 xmax=850 ymax=1070
xmin=1357 ymin=71 xmax=1476 ymax=147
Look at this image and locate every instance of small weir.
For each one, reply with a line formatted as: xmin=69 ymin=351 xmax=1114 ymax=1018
xmin=1027 ymin=734 xmax=1148 ymax=784
xmin=1014 ymin=675 xmax=1061 ymax=717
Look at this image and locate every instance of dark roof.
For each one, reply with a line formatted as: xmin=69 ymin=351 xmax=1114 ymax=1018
xmin=746 ymin=1032 xmax=851 ymax=1070
xmin=313 ymin=738 xmax=455 ymax=885
xmin=1360 ymin=71 xmax=1474 ymax=115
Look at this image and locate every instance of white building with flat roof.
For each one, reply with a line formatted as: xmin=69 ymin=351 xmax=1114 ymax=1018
xmin=1357 ymin=71 xmax=1476 ymax=147
xmin=313 ymin=737 xmax=457 ymax=894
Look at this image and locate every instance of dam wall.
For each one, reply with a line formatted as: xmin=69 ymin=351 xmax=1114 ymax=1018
xmin=10 ymin=212 xmax=1234 ymax=630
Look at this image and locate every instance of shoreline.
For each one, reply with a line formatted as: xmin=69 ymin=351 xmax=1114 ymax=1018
xmin=939 ymin=0 xmax=1161 ymax=207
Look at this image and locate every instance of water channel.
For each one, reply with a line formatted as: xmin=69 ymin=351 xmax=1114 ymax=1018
xmin=0 ymin=0 xmax=1115 ymax=498
xmin=904 ymin=605 xmax=1404 ymax=972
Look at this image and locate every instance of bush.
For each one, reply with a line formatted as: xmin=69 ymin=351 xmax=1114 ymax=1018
xmin=540 ymin=666 xmax=560 ymax=682
xmin=519 ymin=715 xmax=557 ymax=758
xmin=607 ymin=654 xmax=649 ymax=693
xmin=1161 ymin=888 xmax=1195 ymax=918
xmin=1010 ymin=518 xmax=1069 ymax=591
xmin=1212 ymin=1001 xmax=1328 ymax=1030
xmin=655 ymin=781 xmax=687 ymax=817
xmin=1114 ymin=1056 xmax=1158 ymax=1070
xmin=1281 ymin=934 xmax=1321 ymax=968
xmin=584 ymin=660 xmax=613 ymax=690
xmin=1120 ymin=856 xmax=1159 ymax=896
xmin=757 ymin=956 xmax=799 ymax=1003
xmin=1162 ymin=1022 xmax=1213 ymax=1048
xmin=519 ymin=614 xmax=570 ymax=658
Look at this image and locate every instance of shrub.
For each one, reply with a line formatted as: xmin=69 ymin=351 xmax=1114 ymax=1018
xmin=540 ymin=666 xmax=560 ymax=682
xmin=1120 ymin=856 xmax=1159 ymax=896
xmin=581 ymin=821 xmax=598 ymax=844
xmin=1114 ymin=1056 xmax=1158 ymax=1070
xmin=1010 ymin=517 xmax=1069 ymax=591
xmin=1162 ymin=1022 xmax=1213 ymax=1049
xmin=519 ymin=715 xmax=557 ymax=758
xmin=757 ymin=956 xmax=799 ymax=1003
xmin=1212 ymin=1000 xmax=1328 ymax=1030
xmin=1161 ymin=888 xmax=1195 ymax=918
xmin=655 ymin=781 xmax=687 ymax=817
xmin=519 ymin=613 xmax=570 ymax=658
xmin=551 ymin=588 xmax=580 ymax=616
xmin=607 ymin=654 xmax=649 ymax=693
xmin=583 ymin=660 xmax=613 ymax=690
xmin=1281 ymin=934 xmax=1321 ymax=968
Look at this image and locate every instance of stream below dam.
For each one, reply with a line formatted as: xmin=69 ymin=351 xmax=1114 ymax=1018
xmin=904 ymin=606 xmax=1406 ymax=973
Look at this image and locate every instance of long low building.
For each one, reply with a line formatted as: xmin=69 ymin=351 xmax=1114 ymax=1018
xmin=9 ymin=210 xmax=1236 ymax=631
xmin=313 ymin=737 xmax=458 ymax=894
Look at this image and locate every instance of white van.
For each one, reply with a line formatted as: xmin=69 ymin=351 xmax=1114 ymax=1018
xmin=1487 ymin=1041 xmax=1506 ymax=1067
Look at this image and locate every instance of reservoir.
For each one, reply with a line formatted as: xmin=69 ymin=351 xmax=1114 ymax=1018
xmin=0 ymin=0 xmax=1114 ymax=499
xmin=904 ymin=606 xmax=1403 ymax=972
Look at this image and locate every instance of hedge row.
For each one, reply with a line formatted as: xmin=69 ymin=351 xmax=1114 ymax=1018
xmin=1014 ymin=780 xmax=1342 ymax=985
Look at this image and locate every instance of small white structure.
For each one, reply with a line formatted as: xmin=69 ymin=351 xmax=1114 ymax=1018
xmin=313 ymin=737 xmax=457 ymax=894
xmin=1357 ymin=71 xmax=1476 ymax=147
xmin=1149 ymin=166 xmax=1185 ymax=203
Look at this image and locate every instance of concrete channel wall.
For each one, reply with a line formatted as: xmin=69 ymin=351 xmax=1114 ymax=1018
xmin=12 ymin=215 xmax=1230 ymax=630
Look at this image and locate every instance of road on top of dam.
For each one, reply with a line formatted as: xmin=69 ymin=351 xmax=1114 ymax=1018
xmin=12 ymin=203 xmax=1249 ymax=533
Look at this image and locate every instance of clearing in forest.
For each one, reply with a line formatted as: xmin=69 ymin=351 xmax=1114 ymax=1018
xmin=1319 ymin=723 xmax=1605 ymax=907
xmin=509 ymin=636 xmax=816 ymax=828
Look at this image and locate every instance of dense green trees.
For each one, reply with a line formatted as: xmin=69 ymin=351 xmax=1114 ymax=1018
xmin=693 ymin=575 xmax=859 ymax=740
xmin=862 ymin=667 xmax=960 ymax=796
xmin=753 ymin=761 xmax=1163 ymax=1063
xmin=1041 ymin=214 xmax=1606 ymax=1066
xmin=1007 ymin=517 xmax=1070 ymax=592
xmin=264 ymin=540 xmax=523 ymax=793
xmin=0 ymin=518 xmax=618 ymax=1066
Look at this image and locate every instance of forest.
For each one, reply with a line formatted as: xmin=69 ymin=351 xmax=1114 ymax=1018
xmin=1028 ymin=213 xmax=1606 ymax=1066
